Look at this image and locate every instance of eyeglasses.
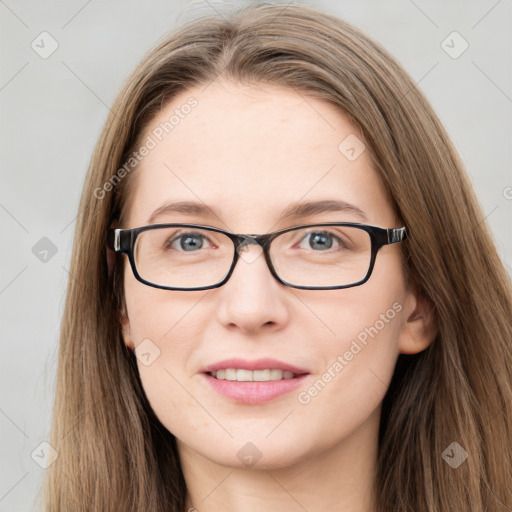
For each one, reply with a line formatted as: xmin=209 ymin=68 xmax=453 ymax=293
xmin=107 ymin=222 xmax=407 ymax=291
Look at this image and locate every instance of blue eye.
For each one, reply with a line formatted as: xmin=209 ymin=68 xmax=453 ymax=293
xmin=167 ymin=232 xmax=208 ymax=252
xmin=298 ymin=231 xmax=341 ymax=251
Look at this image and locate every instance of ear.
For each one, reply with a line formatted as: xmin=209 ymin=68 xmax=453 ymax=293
xmin=398 ymin=288 xmax=437 ymax=354
xmin=107 ymin=220 xmax=133 ymax=351
xmin=107 ymin=247 xmax=116 ymax=278
xmin=119 ymin=307 xmax=135 ymax=352
xmin=107 ymin=220 xmax=118 ymax=279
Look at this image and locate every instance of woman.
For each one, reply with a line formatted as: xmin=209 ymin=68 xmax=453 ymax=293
xmin=42 ymin=3 xmax=512 ymax=511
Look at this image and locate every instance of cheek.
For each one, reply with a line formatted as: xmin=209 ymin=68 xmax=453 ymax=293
xmin=126 ymin=297 xmax=200 ymax=432
xmin=302 ymin=298 xmax=403 ymax=403
xmin=122 ymin=272 xmax=214 ymax=423
xmin=123 ymin=265 xmax=203 ymax=345
xmin=294 ymin=251 xmax=406 ymax=408
xmin=289 ymin=292 xmax=403 ymax=454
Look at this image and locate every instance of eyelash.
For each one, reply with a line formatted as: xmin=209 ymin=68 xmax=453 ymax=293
xmin=165 ymin=229 xmax=347 ymax=252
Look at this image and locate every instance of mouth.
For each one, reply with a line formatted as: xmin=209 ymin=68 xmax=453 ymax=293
xmin=207 ymin=368 xmax=303 ymax=381
xmin=200 ymin=358 xmax=310 ymax=404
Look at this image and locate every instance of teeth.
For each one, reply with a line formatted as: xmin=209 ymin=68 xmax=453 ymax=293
xmin=211 ymin=369 xmax=296 ymax=381
xmin=254 ymin=369 xmax=270 ymax=381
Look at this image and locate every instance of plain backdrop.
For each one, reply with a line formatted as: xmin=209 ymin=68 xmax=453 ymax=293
xmin=1 ymin=1 xmax=511 ymax=510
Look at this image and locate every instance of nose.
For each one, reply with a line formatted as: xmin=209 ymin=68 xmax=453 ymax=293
xmin=214 ymin=240 xmax=290 ymax=334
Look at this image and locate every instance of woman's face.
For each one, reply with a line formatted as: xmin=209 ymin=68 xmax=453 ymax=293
xmin=119 ymin=80 xmax=428 ymax=470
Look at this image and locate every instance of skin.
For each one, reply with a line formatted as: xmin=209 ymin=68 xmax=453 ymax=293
xmin=118 ymin=80 xmax=436 ymax=512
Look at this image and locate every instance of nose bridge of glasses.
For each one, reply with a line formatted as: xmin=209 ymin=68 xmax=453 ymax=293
xmin=231 ymin=234 xmax=271 ymax=267
xmin=234 ymin=234 xmax=267 ymax=253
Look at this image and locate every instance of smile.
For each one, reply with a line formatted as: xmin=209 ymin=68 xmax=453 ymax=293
xmin=209 ymin=369 xmax=296 ymax=381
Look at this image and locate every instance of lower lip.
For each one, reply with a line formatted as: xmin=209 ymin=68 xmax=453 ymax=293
xmin=201 ymin=373 xmax=309 ymax=404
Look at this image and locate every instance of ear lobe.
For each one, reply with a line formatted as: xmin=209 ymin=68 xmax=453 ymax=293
xmin=107 ymin=247 xmax=116 ymax=278
xmin=398 ymin=290 xmax=437 ymax=355
xmin=118 ymin=308 xmax=134 ymax=351
xmin=122 ymin=327 xmax=135 ymax=352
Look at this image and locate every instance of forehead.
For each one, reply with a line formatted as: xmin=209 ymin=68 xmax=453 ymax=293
xmin=123 ymin=80 xmax=395 ymax=230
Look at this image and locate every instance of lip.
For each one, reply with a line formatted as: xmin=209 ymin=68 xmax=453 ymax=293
xmin=199 ymin=358 xmax=310 ymax=375
xmin=199 ymin=358 xmax=311 ymax=405
xmin=201 ymin=373 xmax=309 ymax=404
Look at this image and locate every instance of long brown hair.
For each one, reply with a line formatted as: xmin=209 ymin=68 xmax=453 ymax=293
xmin=42 ymin=3 xmax=512 ymax=511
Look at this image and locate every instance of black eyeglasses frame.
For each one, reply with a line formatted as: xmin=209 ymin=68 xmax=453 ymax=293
xmin=107 ymin=222 xmax=407 ymax=291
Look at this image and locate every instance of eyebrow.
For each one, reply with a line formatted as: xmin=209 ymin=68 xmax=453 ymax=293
xmin=146 ymin=199 xmax=368 ymax=225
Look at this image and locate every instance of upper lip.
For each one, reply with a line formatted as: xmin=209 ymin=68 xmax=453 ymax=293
xmin=200 ymin=358 xmax=310 ymax=375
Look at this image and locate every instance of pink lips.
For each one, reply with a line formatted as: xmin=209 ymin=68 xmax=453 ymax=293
xmin=200 ymin=357 xmax=310 ymax=375
xmin=200 ymin=358 xmax=310 ymax=405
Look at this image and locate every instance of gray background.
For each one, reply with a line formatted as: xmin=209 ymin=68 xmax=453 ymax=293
xmin=1 ymin=0 xmax=511 ymax=510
